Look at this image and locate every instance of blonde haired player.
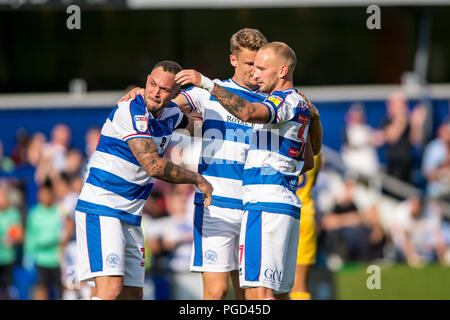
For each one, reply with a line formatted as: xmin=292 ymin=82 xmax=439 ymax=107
xmin=290 ymin=153 xmax=321 ymax=300
xmin=176 ymin=41 xmax=322 ymax=300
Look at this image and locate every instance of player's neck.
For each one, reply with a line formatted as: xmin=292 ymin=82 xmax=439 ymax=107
xmin=231 ymin=75 xmax=258 ymax=91
xmin=271 ymin=79 xmax=294 ymax=94
xmin=149 ymin=107 xmax=163 ymax=119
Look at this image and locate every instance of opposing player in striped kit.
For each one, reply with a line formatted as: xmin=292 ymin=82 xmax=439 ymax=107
xmin=176 ymin=41 xmax=322 ymax=300
xmin=75 ymin=61 xmax=213 ymax=300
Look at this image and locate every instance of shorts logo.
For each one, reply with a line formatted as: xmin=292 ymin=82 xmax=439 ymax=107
xmin=106 ymin=253 xmax=120 ymax=269
xmin=264 ymin=268 xmax=283 ymax=282
xmin=204 ymin=250 xmax=218 ymax=264
xmin=287 ymin=178 xmax=298 ymax=192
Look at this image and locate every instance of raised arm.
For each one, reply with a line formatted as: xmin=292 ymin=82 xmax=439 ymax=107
xmin=175 ymin=69 xmax=270 ymax=123
xmin=127 ymin=137 xmax=212 ymax=206
xmin=172 ymin=93 xmax=197 ymax=114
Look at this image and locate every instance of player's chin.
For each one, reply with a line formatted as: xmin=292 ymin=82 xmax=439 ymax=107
xmin=148 ymin=102 xmax=163 ymax=112
xmin=247 ymin=78 xmax=259 ymax=87
xmin=257 ymin=83 xmax=268 ymax=92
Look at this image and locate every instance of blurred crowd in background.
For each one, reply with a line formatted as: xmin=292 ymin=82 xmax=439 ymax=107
xmin=318 ymin=90 xmax=450 ymax=270
xmin=0 ymin=89 xmax=449 ymax=300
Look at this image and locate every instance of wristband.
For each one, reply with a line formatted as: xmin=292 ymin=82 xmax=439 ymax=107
xmin=200 ymin=74 xmax=215 ymax=92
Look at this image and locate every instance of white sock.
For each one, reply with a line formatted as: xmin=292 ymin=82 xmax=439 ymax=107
xmin=91 ymin=296 xmax=102 ymax=300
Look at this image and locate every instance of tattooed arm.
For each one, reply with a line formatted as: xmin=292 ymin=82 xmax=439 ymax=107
xmin=210 ymin=85 xmax=269 ymax=123
xmin=127 ymin=137 xmax=212 ymax=206
xmin=175 ymin=69 xmax=270 ymax=123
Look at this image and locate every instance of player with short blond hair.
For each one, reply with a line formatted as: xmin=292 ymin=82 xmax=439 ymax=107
xmin=176 ymin=41 xmax=322 ymax=300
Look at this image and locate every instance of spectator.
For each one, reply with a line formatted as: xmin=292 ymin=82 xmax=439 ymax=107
xmin=389 ymin=196 xmax=447 ymax=267
xmin=24 ymin=180 xmax=63 ymax=299
xmin=341 ymin=103 xmax=379 ymax=180
xmin=142 ymin=187 xmax=169 ymax=273
xmin=9 ymin=128 xmax=30 ymax=167
xmin=378 ymin=90 xmax=426 ymax=184
xmin=162 ymin=184 xmax=195 ymax=273
xmin=12 ymin=132 xmax=46 ymax=209
xmin=42 ymin=124 xmax=71 ymax=174
xmin=422 ymin=119 xmax=450 ymax=201
xmin=143 ymin=184 xmax=202 ymax=299
xmin=64 ymin=148 xmax=85 ymax=179
xmin=0 ymin=182 xmax=24 ymax=299
xmin=321 ymin=178 xmax=373 ymax=262
xmin=144 ymin=193 xmax=172 ymax=273
xmin=0 ymin=141 xmax=15 ymax=174
xmin=84 ymin=127 xmax=101 ymax=162
xmin=141 ymin=187 xmax=171 ymax=299
xmin=52 ymin=172 xmax=90 ymax=299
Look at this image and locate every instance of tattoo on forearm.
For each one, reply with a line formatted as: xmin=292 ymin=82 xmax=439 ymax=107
xmin=128 ymin=138 xmax=198 ymax=185
xmin=162 ymin=161 xmax=198 ymax=184
xmin=211 ymin=85 xmax=249 ymax=119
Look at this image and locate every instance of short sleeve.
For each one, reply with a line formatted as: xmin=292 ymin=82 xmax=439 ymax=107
xmin=112 ymin=97 xmax=153 ymax=142
xmin=263 ymin=91 xmax=311 ymax=124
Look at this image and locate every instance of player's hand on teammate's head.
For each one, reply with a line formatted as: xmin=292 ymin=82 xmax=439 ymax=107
xmin=196 ymin=175 xmax=213 ymax=207
xmin=117 ymin=87 xmax=145 ymax=104
xmin=175 ymin=69 xmax=202 ymax=87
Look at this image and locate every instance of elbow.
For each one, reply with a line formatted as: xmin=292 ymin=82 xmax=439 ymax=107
xmin=239 ymin=110 xmax=252 ymax=122
xmin=142 ymin=157 xmax=165 ymax=178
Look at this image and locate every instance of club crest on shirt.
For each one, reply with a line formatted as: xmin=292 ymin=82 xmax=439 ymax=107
xmin=134 ymin=115 xmax=148 ymax=132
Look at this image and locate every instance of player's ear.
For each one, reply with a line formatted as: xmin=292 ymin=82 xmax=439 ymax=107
xmin=230 ymin=54 xmax=238 ymax=68
xmin=279 ymin=65 xmax=289 ymax=79
xmin=172 ymin=86 xmax=181 ymax=99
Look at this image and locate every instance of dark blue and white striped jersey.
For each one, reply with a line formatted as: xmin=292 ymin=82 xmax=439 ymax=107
xmin=76 ymin=95 xmax=186 ymax=226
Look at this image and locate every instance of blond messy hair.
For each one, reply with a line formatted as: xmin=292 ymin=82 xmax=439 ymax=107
xmin=230 ymin=28 xmax=268 ymax=55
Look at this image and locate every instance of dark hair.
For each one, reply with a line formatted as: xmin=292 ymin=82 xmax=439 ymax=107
xmin=152 ymin=60 xmax=182 ymax=75
xmin=41 ymin=177 xmax=53 ymax=190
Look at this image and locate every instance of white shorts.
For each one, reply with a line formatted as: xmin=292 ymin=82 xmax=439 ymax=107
xmin=239 ymin=210 xmax=299 ymax=293
xmin=75 ymin=211 xmax=145 ymax=288
xmin=190 ymin=204 xmax=243 ymax=273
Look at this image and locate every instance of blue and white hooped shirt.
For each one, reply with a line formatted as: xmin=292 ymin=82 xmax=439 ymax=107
xmin=181 ymin=79 xmax=267 ymax=210
xmin=76 ymin=95 xmax=187 ymax=226
xmin=242 ymin=88 xmax=311 ymax=219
